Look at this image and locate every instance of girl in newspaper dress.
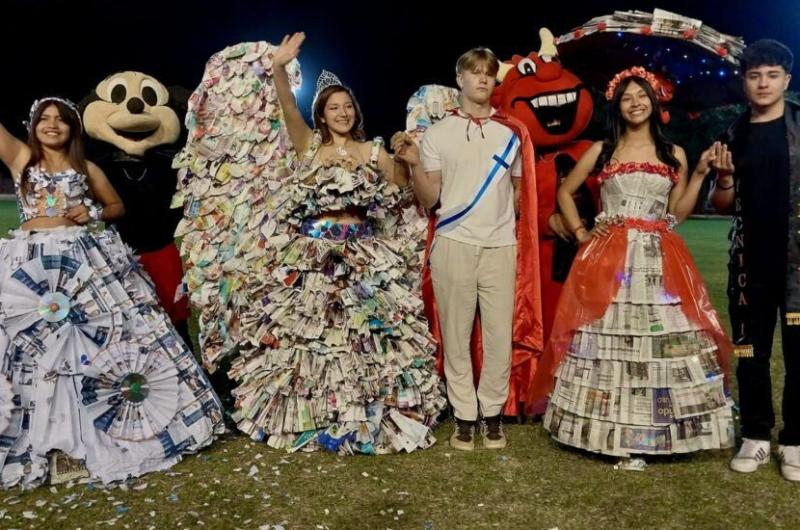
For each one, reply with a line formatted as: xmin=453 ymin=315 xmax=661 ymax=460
xmin=231 ymin=33 xmax=445 ymax=454
xmin=0 ymin=98 xmax=224 ymax=489
xmin=529 ymin=67 xmax=734 ymax=459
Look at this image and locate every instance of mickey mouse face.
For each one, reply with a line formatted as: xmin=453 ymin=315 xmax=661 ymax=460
xmin=83 ymin=71 xmax=181 ymax=156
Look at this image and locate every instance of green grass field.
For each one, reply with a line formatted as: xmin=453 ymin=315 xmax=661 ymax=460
xmin=0 ymin=197 xmax=797 ymax=530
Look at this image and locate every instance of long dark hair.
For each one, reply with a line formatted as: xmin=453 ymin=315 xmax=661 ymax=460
xmin=312 ymin=85 xmax=366 ymax=144
xmin=21 ymin=100 xmax=89 ymax=191
xmin=593 ymin=76 xmax=680 ymax=174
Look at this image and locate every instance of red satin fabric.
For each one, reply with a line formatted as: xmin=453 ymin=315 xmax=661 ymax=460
xmin=661 ymin=230 xmax=731 ymax=380
xmin=527 ymin=223 xmax=731 ymax=412
xmin=137 ymin=242 xmax=190 ymax=324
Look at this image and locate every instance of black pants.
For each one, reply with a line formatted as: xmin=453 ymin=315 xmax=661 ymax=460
xmin=736 ymin=282 xmax=800 ymax=444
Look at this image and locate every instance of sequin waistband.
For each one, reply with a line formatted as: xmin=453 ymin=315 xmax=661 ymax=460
xmin=299 ymin=218 xmax=374 ymax=240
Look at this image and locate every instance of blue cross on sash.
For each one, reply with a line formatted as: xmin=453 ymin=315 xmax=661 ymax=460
xmin=435 ymin=132 xmax=519 ymax=235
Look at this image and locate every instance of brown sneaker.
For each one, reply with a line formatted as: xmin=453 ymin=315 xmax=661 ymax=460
xmin=481 ymin=415 xmax=507 ymax=449
xmin=450 ymin=418 xmax=476 ymax=451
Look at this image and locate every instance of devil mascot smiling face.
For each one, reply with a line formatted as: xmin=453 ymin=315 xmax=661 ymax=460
xmin=492 ymin=28 xmax=597 ymax=346
xmin=82 ymin=71 xmax=193 ymax=350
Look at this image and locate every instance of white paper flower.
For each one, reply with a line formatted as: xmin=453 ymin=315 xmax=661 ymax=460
xmin=80 ymin=342 xmax=180 ymax=441
xmin=1 ymin=254 xmax=121 ymax=372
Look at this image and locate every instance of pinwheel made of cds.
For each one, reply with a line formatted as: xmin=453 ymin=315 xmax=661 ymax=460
xmin=1 ymin=255 xmax=122 ymax=372
xmin=0 ymin=375 xmax=14 ymax=434
xmin=81 ymin=341 xmax=180 ymax=441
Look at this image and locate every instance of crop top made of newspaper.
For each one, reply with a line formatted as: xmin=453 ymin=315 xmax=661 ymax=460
xmin=15 ymin=165 xmax=99 ymax=223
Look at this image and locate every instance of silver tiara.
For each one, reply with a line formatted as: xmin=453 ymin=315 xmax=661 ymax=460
xmin=24 ymin=97 xmax=83 ymax=133
xmin=314 ymin=69 xmax=343 ymax=99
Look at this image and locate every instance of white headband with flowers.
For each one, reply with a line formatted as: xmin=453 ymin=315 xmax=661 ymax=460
xmin=24 ymin=97 xmax=83 ymax=133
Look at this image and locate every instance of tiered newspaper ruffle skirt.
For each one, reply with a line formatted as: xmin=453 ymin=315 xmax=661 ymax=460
xmin=543 ymin=226 xmax=735 ymax=456
xmin=233 ymin=218 xmax=447 ymax=455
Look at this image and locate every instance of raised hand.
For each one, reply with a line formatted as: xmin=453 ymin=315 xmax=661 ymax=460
xmin=695 ymin=141 xmax=735 ymax=178
xmin=711 ymin=142 xmax=735 ymax=177
xmin=274 ymin=32 xmax=306 ymax=68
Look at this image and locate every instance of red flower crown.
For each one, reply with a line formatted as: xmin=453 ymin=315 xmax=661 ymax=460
xmin=605 ymin=66 xmax=661 ymax=101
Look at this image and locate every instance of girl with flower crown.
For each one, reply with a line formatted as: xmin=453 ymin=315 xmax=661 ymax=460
xmin=0 ymin=98 xmax=224 ymax=488
xmin=229 ymin=33 xmax=446 ymax=454
xmin=527 ymin=67 xmax=735 ymax=461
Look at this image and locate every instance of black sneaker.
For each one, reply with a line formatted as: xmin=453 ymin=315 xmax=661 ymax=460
xmin=450 ymin=418 xmax=476 ymax=451
xmin=481 ymin=415 xmax=507 ymax=449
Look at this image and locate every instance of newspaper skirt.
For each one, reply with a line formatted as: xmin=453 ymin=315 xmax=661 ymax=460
xmin=542 ymin=227 xmax=735 ymax=456
xmin=0 ymin=226 xmax=225 ymax=489
xmin=232 ymin=220 xmax=447 ymax=455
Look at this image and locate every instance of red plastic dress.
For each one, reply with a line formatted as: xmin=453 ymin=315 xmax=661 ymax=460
xmin=529 ymin=162 xmax=734 ymax=455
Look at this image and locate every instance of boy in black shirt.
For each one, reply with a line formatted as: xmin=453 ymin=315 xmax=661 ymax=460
xmin=710 ymin=39 xmax=799 ymax=481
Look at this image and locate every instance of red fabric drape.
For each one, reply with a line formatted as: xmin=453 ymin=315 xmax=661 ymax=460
xmin=527 ymin=223 xmax=732 ymax=413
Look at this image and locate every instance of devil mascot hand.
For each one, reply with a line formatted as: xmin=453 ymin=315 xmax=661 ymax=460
xmin=82 ymin=71 xmax=194 ymax=350
xmin=492 ymin=29 xmax=597 ymax=353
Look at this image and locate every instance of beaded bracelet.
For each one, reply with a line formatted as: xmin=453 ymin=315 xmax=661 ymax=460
xmin=715 ymin=178 xmax=734 ymax=191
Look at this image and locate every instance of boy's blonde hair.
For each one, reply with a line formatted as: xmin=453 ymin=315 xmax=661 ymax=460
xmin=455 ymin=47 xmax=499 ymax=77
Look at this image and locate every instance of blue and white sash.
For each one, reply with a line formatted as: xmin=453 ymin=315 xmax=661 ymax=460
xmin=434 ymin=132 xmax=519 ymax=235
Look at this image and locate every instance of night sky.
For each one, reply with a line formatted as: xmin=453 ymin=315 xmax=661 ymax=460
xmin=2 ymin=0 xmax=799 ymax=165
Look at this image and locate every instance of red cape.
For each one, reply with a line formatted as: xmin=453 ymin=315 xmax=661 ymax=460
xmin=420 ymin=110 xmax=543 ymax=416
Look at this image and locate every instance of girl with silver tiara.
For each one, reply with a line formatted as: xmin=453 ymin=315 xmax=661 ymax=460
xmin=230 ymin=33 xmax=446 ymax=454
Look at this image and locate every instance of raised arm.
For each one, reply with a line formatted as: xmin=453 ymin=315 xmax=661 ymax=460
xmin=0 ymin=119 xmax=31 ymax=177
xmin=669 ymin=144 xmax=718 ymax=223
xmin=376 ymin=144 xmax=409 ymax=186
xmin=391 ymin=131 xmax=441 ymax=209
xmin=273 ymin=32 xmax=314 ymax=156
xmin=666 ymin=146 xmax=692 ymax=222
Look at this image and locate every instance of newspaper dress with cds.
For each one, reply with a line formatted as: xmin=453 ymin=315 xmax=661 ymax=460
xmin=0 ymin=170 xmax=225 ymax=489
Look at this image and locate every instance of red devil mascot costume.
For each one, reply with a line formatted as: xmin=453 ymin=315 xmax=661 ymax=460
xmin=491 ymin=28 xmax=596 ymax=354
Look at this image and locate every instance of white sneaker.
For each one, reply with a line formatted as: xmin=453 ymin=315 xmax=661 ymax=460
xmin=730 ymin=438 xmax=771 ymax=473
xmin=778 ymin=445 xmax=800 ymax=482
